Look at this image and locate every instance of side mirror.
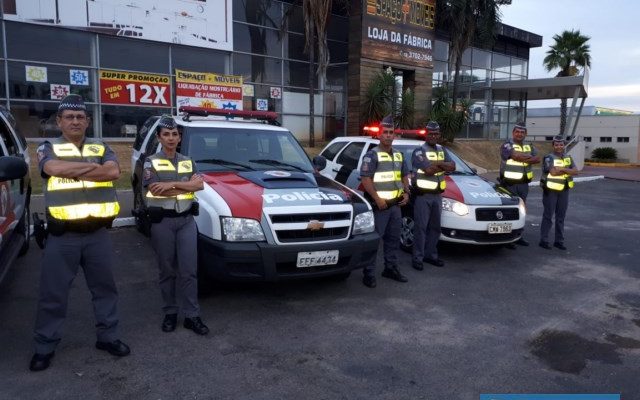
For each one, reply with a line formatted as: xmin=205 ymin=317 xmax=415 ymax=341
xmin=0 ymin=156 xmax=28 ymax=181
xmin=471 ymin=167 xmax=478 ymax=174
xmin=312 ymin=155 xmax=327 ymax=172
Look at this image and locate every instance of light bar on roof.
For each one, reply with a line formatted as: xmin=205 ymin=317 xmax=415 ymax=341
xmin=178 ymin=106 xmax=278 ymax=121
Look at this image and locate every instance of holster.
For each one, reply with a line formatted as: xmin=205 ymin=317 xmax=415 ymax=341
xmin=32 ymin=212 xmax=48 ymax=249
xmin=147 ymin=207 xmax=165 ymax=223
xmin=190 ymin=201 xmax=199 ymax=216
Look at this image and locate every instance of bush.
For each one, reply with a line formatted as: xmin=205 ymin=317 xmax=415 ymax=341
xmin=591 ymin=147 xmax=617 ymax=160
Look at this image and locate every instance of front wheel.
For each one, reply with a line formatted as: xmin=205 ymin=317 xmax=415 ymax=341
xmin=133 ymin=189 xmax=151 ymax=237
xmin=400 ymin=213 xmax=414 ymax=253
xmin=17 ymin=202 xmax=30 ymax=257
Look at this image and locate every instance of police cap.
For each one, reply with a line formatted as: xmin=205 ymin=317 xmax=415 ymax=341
xmin=157 ymin=115 xmax=178 ymax=130
xmin=380 ymin=114 xmax=394 ymax=128
xmin=513 ymin=121 xmax=527 ymax=132
xmin=58 ymin=94 xmax=86 ymax=113
xmin=552 ymin=135 xmax=565 ymax=143
xmin=425 ymin=120 xmax=440 ymax=134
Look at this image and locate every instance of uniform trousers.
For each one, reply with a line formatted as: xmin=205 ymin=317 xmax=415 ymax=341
xmin=412 ymin=193 xmax=442 ymax=263
xmin=363 ymin=204 xmax=401 ymax=277
xmin=540 ymin=188 xmax=569 ymax=245
xmin=504 ymin=182 xmax=530 ymax=203
xmin=150 ymin=215 xmax=199 ymax=318
xmin=34 ymin=228 xmax=119 ymax=354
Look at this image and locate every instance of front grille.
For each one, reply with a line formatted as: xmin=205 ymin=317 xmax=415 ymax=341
xmin=270 ymin=212 xmax=351 ymax=224
xmin=266 ymin=206 xmax=353 ymax=244
xmin=277 ymin=227 xmax=350 ymax=243
xmin=475 ymin=207 xmax=520 ymax=221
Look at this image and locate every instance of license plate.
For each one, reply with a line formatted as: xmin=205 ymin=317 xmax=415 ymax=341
xmin=488 ymin=222 xmax=512 ymax=234
xmin=296 ymin=250 xmax=339 ymax=268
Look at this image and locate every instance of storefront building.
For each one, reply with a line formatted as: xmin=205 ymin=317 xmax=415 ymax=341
xmin=0 ymin=0 xmax=540 ymax=142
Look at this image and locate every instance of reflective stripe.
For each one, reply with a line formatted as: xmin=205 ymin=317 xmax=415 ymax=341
xmin=47 ymin=177 xmax=114 ymax=191
xmin=52 ymin=142 xmax=106 ymax=158
xmin=48 ymin=202 xmax=120 ymax=220
xmin=146 ymin=192 xmax=195 ymax=200
xmin=372 ymin=148 xmax=404 ymax=201
xmin=415 ymin=145 xmax=446 ymax=193
xmin=151 ymin=159 xmax=176 ymax=171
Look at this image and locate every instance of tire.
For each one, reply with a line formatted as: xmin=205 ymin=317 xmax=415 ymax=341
xmin=400 ymin=209 xmax=414 ymax=253
xmin=17 ymin=202 xmax=30 ymax=257
xmin=133 ymin=189 xmax=151 ymax=237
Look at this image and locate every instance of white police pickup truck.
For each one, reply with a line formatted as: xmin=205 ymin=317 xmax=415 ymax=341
xmin=131 ymin=108 xmax=379 ymax=282
xmin=0 ymin=106 xmax=31 ymax=284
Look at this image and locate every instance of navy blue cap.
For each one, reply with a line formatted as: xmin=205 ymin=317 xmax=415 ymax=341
xmin=380 ymin=114 xmax=394 ymax=128
xmin=513 ymin=121 xmax=527 ymax=131
xmin=58 ymin=94 xmax=86 ymax=112
xmin=157 ymin=115 xmax=177 ymax=130
xmin=426 ymin=120 xmax=440 ymax=133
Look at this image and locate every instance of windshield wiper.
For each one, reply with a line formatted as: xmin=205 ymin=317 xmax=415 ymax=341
xmin=195 ymin=158 xmax=254 ymax=171
xmin=448 ymin=170 xmax=474 ymax=176
xmin=249 ymin=159 xmax=307 ymax=172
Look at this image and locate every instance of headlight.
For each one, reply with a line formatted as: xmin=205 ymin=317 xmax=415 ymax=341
xmin=518 ymin=198 xmax=527 ymax=217
xmin=353 ymin=211 xmax=375 ymax=235
xmin=221 ymin=217 xmax=265 ymax=241
xmin=442 ymin=198 xmax=469 ymax=216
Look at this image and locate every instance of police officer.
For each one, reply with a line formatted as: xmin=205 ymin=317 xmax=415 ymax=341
xmin=539 ymin=135 xmax=578 ymax=250
xmin=143 ymin=116 xmax=209 ymax=335
xmin=30 ymin=95 xmax=129 ymax=372
xmin=499 ymin=122 xmax=540 ymax=247
xmin=359 ymin=115 xmax=411 ymax=288
xmin=411 ymin=121 xmax=455 ymax=269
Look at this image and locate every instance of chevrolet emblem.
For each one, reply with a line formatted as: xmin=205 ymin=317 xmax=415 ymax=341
xmin=307 ymin=220 xmax=324 ymax=231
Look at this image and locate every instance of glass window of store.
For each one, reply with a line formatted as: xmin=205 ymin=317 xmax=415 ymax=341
xmin=171 ymin=45 xmax=228 ymax=73
xmin=100 ymin=36 xmax=169 ymax=74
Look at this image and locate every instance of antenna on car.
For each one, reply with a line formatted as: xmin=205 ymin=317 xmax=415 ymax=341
xmin=178 ymin=106 xmax=280 ymax=126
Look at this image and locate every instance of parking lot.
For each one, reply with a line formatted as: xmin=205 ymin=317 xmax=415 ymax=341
xmin=1 ymin=178 xmax=639 ymax=399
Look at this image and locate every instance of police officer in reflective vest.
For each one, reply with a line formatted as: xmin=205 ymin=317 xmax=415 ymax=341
xmin=359 ymin=115 xmax=411 ymax=288
xmin=539 ymin=135 xmax=578 ymax=250
xmin=411 ymin=121 xmax=455 ymax=269
xmin=499 ymin=122 xmax=540 ymax=247
xmin=142 ymin=116 xmax=209 ymax=335
xmin=30 ymin=95 xmax=129 ymax=372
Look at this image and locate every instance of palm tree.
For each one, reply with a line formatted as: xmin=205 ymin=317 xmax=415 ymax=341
xmin=283 ymin=1 xmax=347 ymax=147
xmin=543 ymin=30 xmax=592 ymax=135
xmin=436 ymin=0 xmax=507 ymax=110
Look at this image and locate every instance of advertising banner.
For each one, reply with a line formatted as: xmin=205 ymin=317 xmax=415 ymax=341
xmin=362 ymin=0 xmax=436 ymax=68
xmin=175 ymin=69 xmax=243 ymax=110
xmin=99 ymin=70 xmax=171 ymax=107
xmin=3 ymin=0 xmax=233 ymax=52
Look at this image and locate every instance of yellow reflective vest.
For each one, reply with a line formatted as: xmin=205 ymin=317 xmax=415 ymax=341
xmin=501 ymin=142 xmax=534 ymax=183
xmin=415 ymin=144 xmax=446 ymax=193
xmin=145 ymin=152 xmax=195 ymax=213
xmin=44 ymin=138 xmax=120 ymax=222
xmin=545 ymin=154 xmax=574 ymax=191
xmin=372 ymin=148 xmax=404 ymax=200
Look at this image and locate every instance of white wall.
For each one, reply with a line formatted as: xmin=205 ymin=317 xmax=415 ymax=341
xmin=527 ymin=115 xmax=640 ymax=163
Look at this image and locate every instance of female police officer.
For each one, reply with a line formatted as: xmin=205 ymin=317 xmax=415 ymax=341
xmin=142 ymin=115 xmax=209 ymax=335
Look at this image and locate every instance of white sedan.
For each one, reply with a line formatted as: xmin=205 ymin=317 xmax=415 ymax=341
xmin=318 ymin=135 xmax=526 ymax=249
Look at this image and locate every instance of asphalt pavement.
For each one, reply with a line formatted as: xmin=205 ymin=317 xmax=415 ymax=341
xmin=1 ymin=179 xmax=639 ymax=399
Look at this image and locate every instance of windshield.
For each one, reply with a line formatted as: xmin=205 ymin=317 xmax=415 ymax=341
xmin=182 ymin=127 xmax=314 ymax=173
xmin=393 ymin=144 xmax=476 ymax=175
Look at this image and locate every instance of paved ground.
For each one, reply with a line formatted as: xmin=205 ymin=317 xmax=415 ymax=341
xmin=582 ymin=165 xmax=640 ymax=182
xmin=2 ymin=179 xmax=639 ymax=399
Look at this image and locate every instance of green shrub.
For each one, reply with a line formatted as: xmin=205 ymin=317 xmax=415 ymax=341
xmin=591 ymin=147 xmax=617 ymax=160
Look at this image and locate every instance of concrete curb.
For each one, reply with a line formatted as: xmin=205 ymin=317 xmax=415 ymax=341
xmin=584 ymin=162 xmax=640 ymax=168
xmin=528 ymin=175 xmax=605 ymax=187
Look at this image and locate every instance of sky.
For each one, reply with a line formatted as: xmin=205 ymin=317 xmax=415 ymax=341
xmin=499 ymin=0 xmax=640 ymax=113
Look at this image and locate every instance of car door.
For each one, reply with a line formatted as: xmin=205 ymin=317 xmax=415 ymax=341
xmin=318 ymin=140 xmax=348 ymax=179
xmin=0 ymin=122 xmax=22 ymax=253
xmin=131 ymin=116 xmax=159 ymax=178
xmin=332 ymin=141 xmax=366 ymax=188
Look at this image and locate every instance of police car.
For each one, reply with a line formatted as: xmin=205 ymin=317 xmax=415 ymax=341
xmin=0 ymin=106 xmax=31 ymax=283
xmin=318 ymin=126 xmax=526 ymax=249
xmin=131 ymin=107 xmax=379 ymax=282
